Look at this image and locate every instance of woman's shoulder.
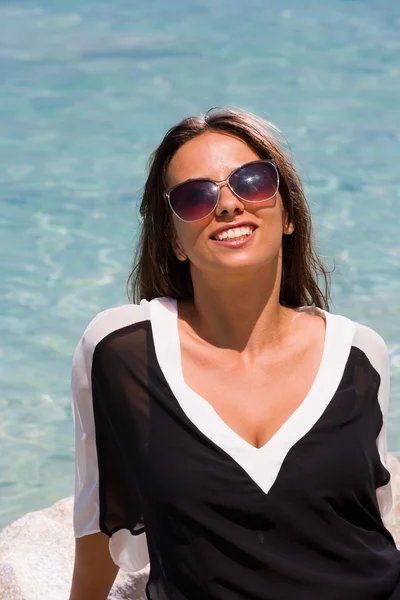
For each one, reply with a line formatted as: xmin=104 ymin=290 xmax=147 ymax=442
xmin=326 ymin=308 xmax=390 ymax=373
xmin=75 ymin=299 xmax=155 ymax=358
xmin=299 ymin=304 xmax=389 ymax=372
xmin=351 ymin=318 xmax=390 ymax=375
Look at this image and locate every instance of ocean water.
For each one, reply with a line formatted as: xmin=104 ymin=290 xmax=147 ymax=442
xmin=0 ymin=0 xmax=400 ymax=530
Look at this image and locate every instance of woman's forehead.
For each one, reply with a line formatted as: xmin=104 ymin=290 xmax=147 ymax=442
xmin=166 ymin=131 xmax=260 ymax=187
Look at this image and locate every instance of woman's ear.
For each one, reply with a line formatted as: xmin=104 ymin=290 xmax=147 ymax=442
xmin=283 ymin=211 xmax=295 ymax=236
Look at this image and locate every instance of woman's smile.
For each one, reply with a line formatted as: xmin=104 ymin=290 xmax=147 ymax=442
xmin=210 ymin=224 xmax=258 ymax=247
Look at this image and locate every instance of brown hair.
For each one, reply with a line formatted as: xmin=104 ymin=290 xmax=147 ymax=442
xmin=127 ymin=107 xmax=331 ymax=310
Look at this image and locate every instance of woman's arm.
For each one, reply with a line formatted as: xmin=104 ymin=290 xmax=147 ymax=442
xmin=69 ymin=312 xmax=120 ymax=600
xmin=69 ymin=532 xmax=119 ymax=600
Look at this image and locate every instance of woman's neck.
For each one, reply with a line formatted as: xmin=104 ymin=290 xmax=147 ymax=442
xmin=178 ymin=260 xmax=295 ymax=357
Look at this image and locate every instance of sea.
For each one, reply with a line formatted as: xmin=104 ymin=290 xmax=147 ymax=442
xmin=1 ymin=0 xmax=399 ymax=530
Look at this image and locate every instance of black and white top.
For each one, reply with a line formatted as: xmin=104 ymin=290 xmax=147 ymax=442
xmin=71 ymin=296 xmax=400 ymax=600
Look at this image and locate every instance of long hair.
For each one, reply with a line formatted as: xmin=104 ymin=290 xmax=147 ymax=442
xmin=127 ymin=107 xmax=331 ymax=310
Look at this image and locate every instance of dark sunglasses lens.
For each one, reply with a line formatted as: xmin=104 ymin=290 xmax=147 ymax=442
xmin=230 ymin=162 xmax=278 ymax=202
xmin=169 ymin=180 xmax=218 ymax=221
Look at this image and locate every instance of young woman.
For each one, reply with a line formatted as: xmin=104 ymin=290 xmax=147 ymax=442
xmin=69 ymin=108 xmax=400 ymax=600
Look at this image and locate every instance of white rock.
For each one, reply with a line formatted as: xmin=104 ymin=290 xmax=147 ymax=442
xmin=1 ymin=454 xmax=400 ymax=599
xmin=0 ymin=496 xmax=148 ymax=600
xmin=385 ymin=453 xmax=400 ymax=547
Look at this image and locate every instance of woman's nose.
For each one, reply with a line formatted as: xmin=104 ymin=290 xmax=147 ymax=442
xmin=214 ymin=183 xmax=245 ymax=217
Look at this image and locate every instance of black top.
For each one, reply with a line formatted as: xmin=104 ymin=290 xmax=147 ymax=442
xmin=71 ymin=296 xmax=400 ymax=600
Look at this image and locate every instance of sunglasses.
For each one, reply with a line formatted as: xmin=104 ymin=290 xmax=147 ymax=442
xmin=164 ymin=159 xmax=279 ymax=223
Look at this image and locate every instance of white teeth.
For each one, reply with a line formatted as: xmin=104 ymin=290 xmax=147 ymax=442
xmin=215 ymin=226 xmax=254 ymax=241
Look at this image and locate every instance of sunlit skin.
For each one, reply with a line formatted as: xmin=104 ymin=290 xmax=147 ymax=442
xmin=165 ymin=131 xmax=326 ymax=449
xmin=165 ymin=131 xmax=319 ymax=355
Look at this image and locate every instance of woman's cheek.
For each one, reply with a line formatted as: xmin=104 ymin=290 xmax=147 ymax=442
xmin=173 ymin=221 xmax=202 ymax=260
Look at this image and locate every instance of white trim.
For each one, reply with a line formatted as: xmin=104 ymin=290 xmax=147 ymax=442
xmin=352 ymin=322 xmax=393 ymax=524
xmin=150 ymin=297 xmax=356 ymax=495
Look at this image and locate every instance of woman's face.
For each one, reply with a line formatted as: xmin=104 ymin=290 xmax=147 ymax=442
xmin=166 ymin=131 xmax=294 ymax=277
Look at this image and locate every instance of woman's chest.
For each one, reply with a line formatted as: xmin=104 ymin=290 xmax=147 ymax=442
xmin=179 ymin=327 xmax=326 ymax=450
xmin=137 ymin=354 xmax=384 ymax=520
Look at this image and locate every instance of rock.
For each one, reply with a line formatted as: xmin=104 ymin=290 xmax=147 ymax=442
xmin=0 ymin=496 xmax=148 ymax=600
xmin=1 ymin=454 xmax=400 ymax=599
xmin=385 ymin=453 xmax=400 ymax=546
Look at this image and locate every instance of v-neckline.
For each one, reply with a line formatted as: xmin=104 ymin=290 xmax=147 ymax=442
xmin=150 ymin=296 xmax=355 ymax=494
xmin=171 ymin=297 xmax=330 ymax=453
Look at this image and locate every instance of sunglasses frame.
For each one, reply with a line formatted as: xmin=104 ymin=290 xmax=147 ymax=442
xmin=164 ymin=159 xmax=280 ymax=223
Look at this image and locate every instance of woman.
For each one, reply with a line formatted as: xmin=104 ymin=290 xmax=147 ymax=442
xmin=69 ymin=108 xmax=400 ymax=600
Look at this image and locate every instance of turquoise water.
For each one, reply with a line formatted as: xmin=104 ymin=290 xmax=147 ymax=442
xmin=1 ymin=0 xmax=400 ymax=530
